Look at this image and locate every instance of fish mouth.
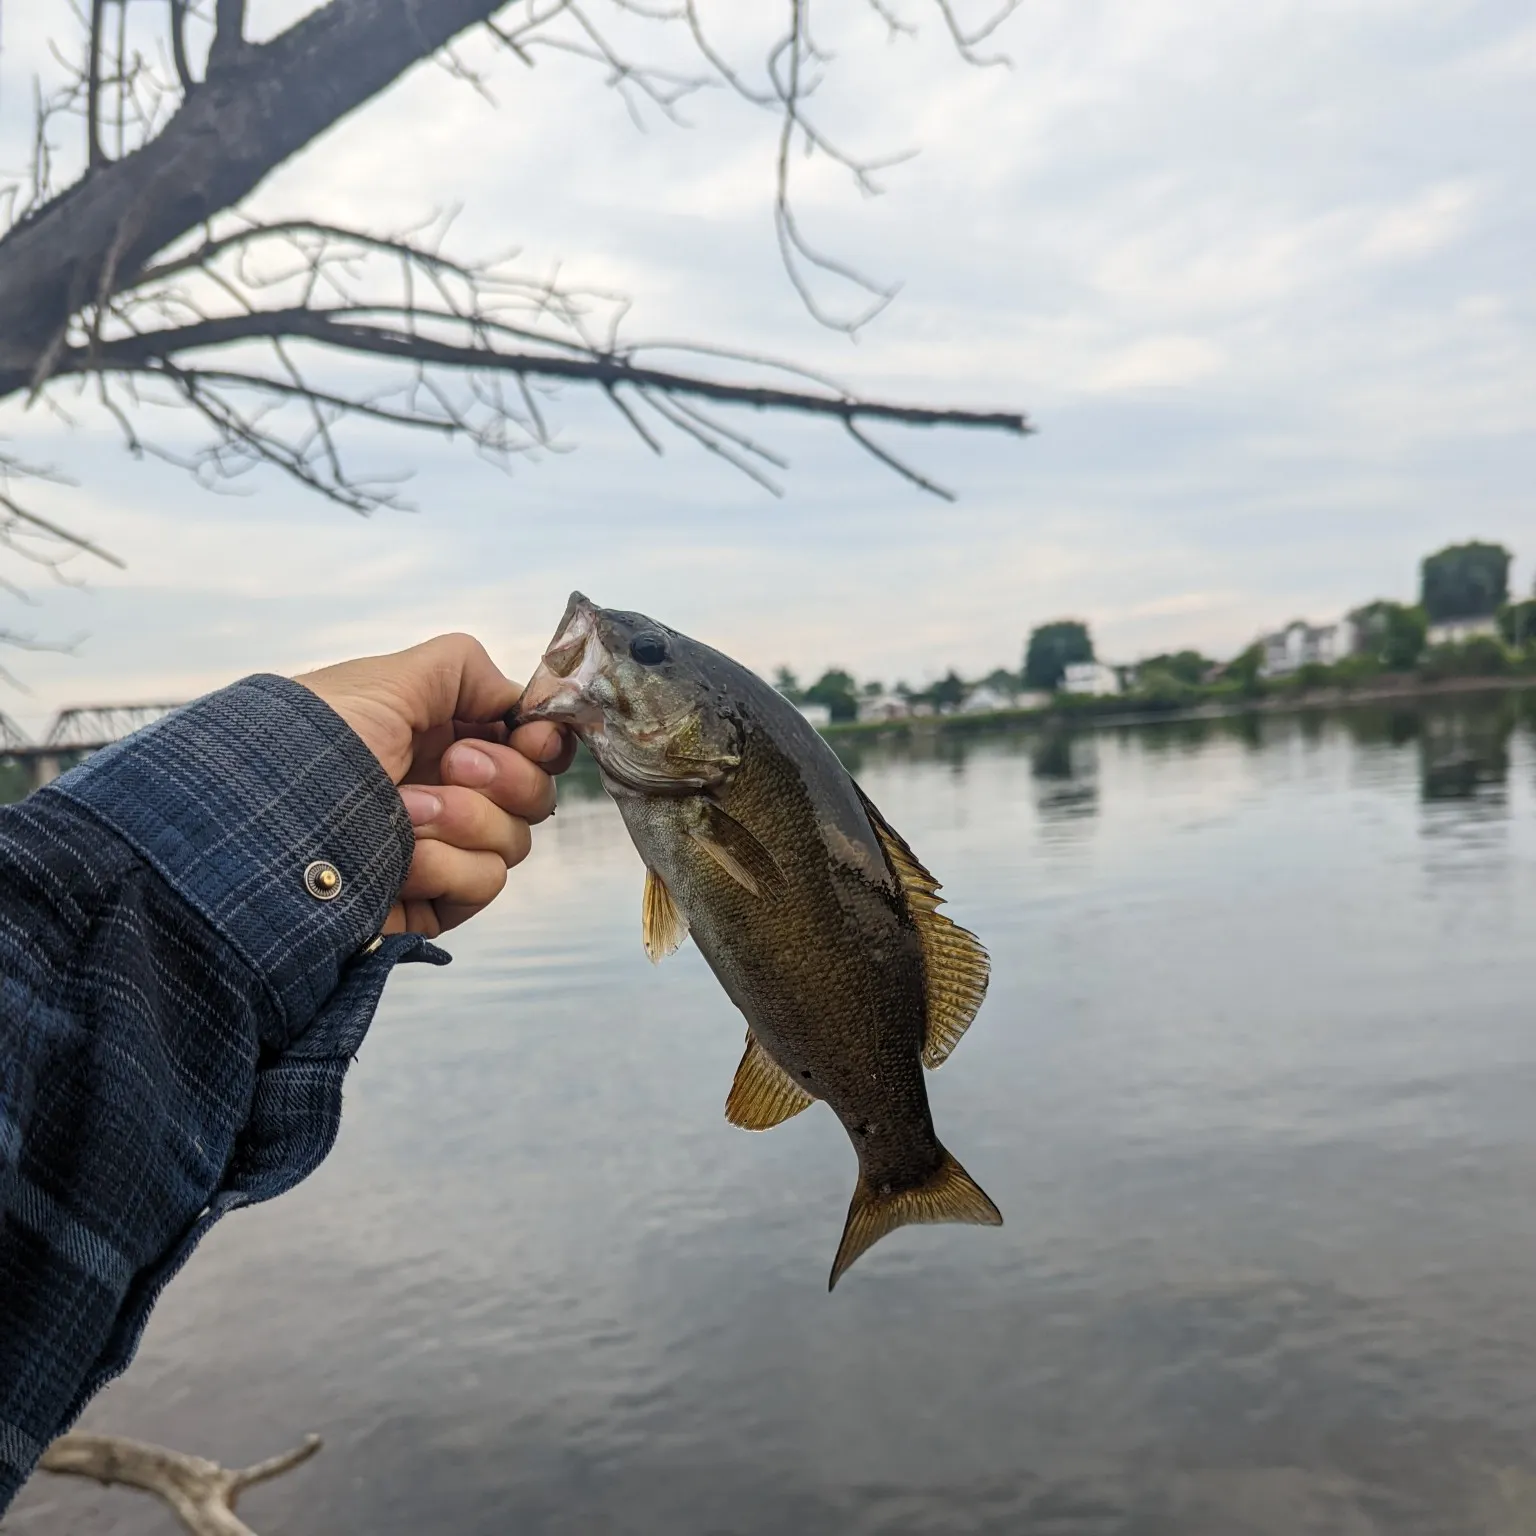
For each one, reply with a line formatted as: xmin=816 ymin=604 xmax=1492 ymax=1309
xmin=508 ymin=591 xmax=607 ymax=731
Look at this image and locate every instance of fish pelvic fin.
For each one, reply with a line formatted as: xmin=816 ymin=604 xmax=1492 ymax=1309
xmin=853 ymin=785 xmax=990 ymax=1069
xmin=642 ymin=867 xmax=689 ymax=963
xmin=725 ymin=1033 xmax=814 ymax=1131
xmin=828 ymin=1147 xmax=1002 ymax=1291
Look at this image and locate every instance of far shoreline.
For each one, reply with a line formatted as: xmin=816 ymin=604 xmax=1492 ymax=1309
xmin=818 ymin=671 xmax=1536 ymax=743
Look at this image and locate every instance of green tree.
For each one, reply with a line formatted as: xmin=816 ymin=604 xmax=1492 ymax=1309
xmin=772 ymin=667 xmax=803 ymax=704
xmin=1421 ymin=636 xmax=1511 ymax=679
xmin=804 ymin=668 xmax=860 ymax=722
xmin=1137 ymin=650 xmax=1210 ymax=687
xmin=1498 ymin=598 xmax=1536 ymax=650
xmin=1133 ymin=666 xmax=1198 ymax=709
xmin=1224 ymin=642 xmax=1264 ymax=694
xmin=982 ymin=666 xmax=1021 ymax=697
xmin=927 ymin=671 xmax=967 ymax=711
xmin=1351 ymin=601 xmax=1427 ymax=670
xmin=1024 ymin=621 xmax=1094 ymax=691
xmin=1420 ymin=542 xmax=1512 ymax=623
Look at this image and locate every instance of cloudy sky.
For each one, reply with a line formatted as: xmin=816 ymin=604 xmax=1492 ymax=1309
xmin=1 ymin=0 xmax=1532 ymax=735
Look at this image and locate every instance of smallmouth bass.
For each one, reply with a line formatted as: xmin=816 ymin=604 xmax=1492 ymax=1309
xmin=514 ymin=594 xmax=1000 ymax=1288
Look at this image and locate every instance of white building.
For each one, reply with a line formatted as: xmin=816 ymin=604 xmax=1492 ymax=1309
xmin=1258 ymin=618 xmax=1357 ymax=678
xmin=1427 ymin=615 xmax=1498 ymax=646
xmin=796 ymin=702 xmax=832 ymax=728
xmin=958 ymin=684 xmax=1013 ymax=714
xmin=856 ymin=695 xmax=910 ymax=723
xmin=1060 ymin=661 xmax=1121 ymax=696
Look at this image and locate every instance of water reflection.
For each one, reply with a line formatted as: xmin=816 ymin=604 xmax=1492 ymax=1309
xmin=1030 ymin=729 xmax=1099 ymax=826
xmin=1418 ymin=704 xmax=1512 ymax=802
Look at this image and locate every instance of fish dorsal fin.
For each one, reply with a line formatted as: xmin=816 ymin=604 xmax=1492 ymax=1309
xmin=688 ymin=801 xmax=788 ymax=900
xmin=642 ymin=867 xmax=689 ymax=963
xmin=725 ymin=1033 xmax=814 ymax=1130
xmin=829 ymin=1146 xmax=1002 ymax=1290
xmin=854 ymin=786 xmax=990 ymax=1070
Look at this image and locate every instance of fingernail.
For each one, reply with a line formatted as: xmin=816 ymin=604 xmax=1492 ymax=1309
xmin=399 ymin=787 xmax=443 ymax=826
xmin=539 ymin=727 xmax=567 ymax=762
xmin=447 ymin=744 xmax=495 ymax=786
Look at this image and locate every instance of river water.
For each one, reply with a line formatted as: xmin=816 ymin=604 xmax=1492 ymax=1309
xmin=8 ymin=695 xmax=1536 ymax=1535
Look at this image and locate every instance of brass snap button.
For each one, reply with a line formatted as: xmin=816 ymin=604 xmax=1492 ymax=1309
xmin=304 ymin=860 xmax=343 ymax=901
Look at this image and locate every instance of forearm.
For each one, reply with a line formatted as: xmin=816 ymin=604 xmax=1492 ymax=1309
xmin=0 ymin=675 xmax=442 ymax=1507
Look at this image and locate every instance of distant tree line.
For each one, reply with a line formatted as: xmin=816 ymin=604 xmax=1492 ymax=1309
xmin=772 ymin=539 xmax=1535 ymax=724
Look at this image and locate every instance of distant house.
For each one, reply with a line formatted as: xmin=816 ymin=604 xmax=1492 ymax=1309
xmin=1427 ymin=615 xmax=1498 ymax=646
xmin=1258 ymin=618 xmax=1356 ymax=678
xmin=796 ymin=702 xmax=832 ymax=728
xmin=1060 ymin=661 xmax=1121 ymax=697
xmin=958 ymin=684 xmax=1013 ymax=714
xmin=856 ymin=696 xmax=910 ymax=723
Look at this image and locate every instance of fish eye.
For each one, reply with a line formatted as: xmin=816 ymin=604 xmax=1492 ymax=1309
xmin=630 ymin=633 xmax=668 ymax=666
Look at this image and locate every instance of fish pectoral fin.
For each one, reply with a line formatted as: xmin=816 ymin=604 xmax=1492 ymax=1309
xmin=642 ymin=867 xmax=689 ymax=963
xmin=828 ymin=1147 xmax=1002 ymax=1291
xmin=688 ymin=802 xmax=788 ymax=900
xmin=724 ymin=1033 xmax=815 ymax=1131
xmin=853 ymin=785 xmax=990 ymax=1070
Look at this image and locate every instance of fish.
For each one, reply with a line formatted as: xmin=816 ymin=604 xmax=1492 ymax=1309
xmin=513 ymin=593 xmax=1000 ymax=1288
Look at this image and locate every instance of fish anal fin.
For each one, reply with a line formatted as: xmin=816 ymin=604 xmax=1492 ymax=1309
xmin=688 ymin=802 xmax=787 ymax=900
xmin=852 ymin=786 xmax=990 ymax=1069
xmin=642 ymin=867 xmax=689 ymax=963
xmin=725 ymin=1033 xmax=814 ymax=1130
xmin=828 ymin=1147 xmax=1002 ymax=1290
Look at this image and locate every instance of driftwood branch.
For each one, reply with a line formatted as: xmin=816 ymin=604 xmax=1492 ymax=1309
xmin=39 ymin=1431 xmax=323 ymax=1536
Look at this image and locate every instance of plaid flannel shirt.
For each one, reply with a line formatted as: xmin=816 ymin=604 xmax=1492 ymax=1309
xmin=0 ymin=674 xmax=447 ymax=1511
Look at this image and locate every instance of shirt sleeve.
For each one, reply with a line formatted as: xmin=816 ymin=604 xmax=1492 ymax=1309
xmin=0 ymin=674 xmax=447 ymax=1511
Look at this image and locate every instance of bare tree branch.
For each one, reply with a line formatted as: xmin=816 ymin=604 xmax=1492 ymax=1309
xmin=208 ymin=0 xmax=248 ymax=75
xmin=169 ymin=0 xmax=197 ymax=94
xmin=0 ymin=0 xmax=527 ymax=393
xmin=1 ymin=450 xmax=126 ymax=575
xmin=0 ymin=0 xmax=1030 ymax=606
xmin=86 ymin=0 xmax=108 ymax=170
xmin=59 ymin=306 xmax=1027 ymax=433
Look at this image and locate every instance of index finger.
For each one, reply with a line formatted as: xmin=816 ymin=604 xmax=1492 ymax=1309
xmin=396 ymin=633 xmax=523 ymax=733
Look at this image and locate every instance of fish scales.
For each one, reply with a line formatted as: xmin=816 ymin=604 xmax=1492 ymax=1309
xmin=620 ymin=726 xmax=935 ymax=1183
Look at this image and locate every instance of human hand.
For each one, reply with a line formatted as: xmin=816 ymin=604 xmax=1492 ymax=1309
xmin=295 ymin=633 xmax=577 ymax=938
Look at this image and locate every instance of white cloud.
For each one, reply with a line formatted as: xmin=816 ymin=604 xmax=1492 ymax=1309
xmin=1359 ymin=180 xmax=1483 ymax=262
xmin=1088 ymin=335 xmax=1225 ymax=392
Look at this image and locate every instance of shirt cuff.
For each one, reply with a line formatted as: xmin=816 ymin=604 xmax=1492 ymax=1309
xmin=48 ymin=673 xmax=413 ymax=1045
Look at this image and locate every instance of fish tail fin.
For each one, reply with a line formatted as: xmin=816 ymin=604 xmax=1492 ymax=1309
xmin=828 ymin=1147 xmax=1002 ymax=1291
